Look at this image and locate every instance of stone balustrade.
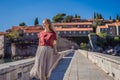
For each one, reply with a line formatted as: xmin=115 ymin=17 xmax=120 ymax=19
xmin=78 ymin=49 xmax=120 ymax=80
xmin=0 ymin=49 xmax=73 ymax=80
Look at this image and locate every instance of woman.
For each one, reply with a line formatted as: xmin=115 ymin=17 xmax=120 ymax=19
xmin=30 ymin=19 xmax=58 ymax=80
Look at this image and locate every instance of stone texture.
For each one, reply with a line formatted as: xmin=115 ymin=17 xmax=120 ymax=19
xmin=0 ymin=49 xmax=72 ymax=80
xmin=63 ymin=50 xmax=113 ymax=80
xmin=78 ymin=49 xmax=120 ymax=80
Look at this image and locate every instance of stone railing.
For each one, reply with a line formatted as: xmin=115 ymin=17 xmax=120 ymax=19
xmin=78 ymin=49 xmax=120 ymax=80
xmin=0 ymin=49 xmax=73 ymax=80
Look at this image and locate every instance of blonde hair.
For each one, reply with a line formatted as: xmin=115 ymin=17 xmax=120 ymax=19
xmin=43 ymin=18 xmax=55 ymax=33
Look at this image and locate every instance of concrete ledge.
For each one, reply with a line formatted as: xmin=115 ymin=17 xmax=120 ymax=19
xmin=0 ymin=49 xmax=73 ymax=80
xmin=78 ymin=49 xmax=120 ymax=80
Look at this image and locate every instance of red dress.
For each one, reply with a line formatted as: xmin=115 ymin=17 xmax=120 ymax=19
xmin=38 ymin=31 xmax=57 ymax=48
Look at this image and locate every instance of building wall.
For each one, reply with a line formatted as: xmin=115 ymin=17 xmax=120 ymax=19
xmin=100 ymin=28 xmax=108 ymax=34
xmin=118 ymin=26 xmax=120 ymax=35
xmin=108 ymin=26 xmax=117 ymax=36
xmin=0 ymin=35 xmax=4 ymax=58
xmin=57 ymin=31 xmax=92 ymax=37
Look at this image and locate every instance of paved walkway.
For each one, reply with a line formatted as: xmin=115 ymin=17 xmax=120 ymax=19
xmin=50 ymin=50 xmax=113 ymax=80
xmin=49 ymin=52 xmax=74 ymax=80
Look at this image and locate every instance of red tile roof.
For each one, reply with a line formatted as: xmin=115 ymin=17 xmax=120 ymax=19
xmin=24 ymin=26 xmax=43 ymax=30
xmin=11 ymin=26 xmax=43 ymax=31
xmin=52 ymin=22 xmax=92 ymax=26
xmin=72 ymin=18 xmax=80 ymax=20
xmin=106 ymin=23 xmax=116 ymax=26
xmin=0 ymin=32 xmax=6 ymax=35
xmin=98 ymin=26 xmax=108 ymax=28
xmin=55 ymin=28 xmax=93 ymax=31
xmin=104 ymin=20 xmax=113 ymax=22
xmin=24 ymin=30 xmax=43 ymax=33
xmin=12 ymin=26 xmax=25 ymax=30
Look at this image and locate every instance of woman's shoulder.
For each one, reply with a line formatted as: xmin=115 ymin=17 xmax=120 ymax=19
xmin=39 ymin=31 xmax=45 ymax=34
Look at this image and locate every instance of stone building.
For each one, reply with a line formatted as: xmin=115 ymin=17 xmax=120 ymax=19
xmin=0 ymin=32 xmax=6 ymax=58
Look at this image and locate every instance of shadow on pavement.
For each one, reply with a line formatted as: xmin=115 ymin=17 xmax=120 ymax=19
xmin=49 ymin=52 xmax=74 ymax=80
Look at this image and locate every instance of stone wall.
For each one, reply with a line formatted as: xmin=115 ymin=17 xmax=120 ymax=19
xmin=0 ymin=49 xmax=73 ymax=80
xmin=0 ymin=35 xmax=4 ymax=58
xmin=78 ymin=49 xmax=120 ymax=80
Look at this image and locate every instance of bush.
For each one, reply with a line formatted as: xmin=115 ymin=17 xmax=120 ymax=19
xmin=80 ymin=42 xmax=88 ymax=50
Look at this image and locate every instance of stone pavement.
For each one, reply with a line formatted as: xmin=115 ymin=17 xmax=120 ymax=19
xmin=49 ymin=52 xmax=74 ymax=80
xmin=50 ymin=50 xmax=114 ymax=80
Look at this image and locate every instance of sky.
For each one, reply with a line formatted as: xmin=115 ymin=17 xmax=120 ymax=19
xmin=0 ymin=0 xmax=120 ymax=31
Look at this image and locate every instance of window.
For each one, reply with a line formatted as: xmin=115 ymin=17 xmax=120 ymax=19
xmin=83 ymin=31 xmax=86 ymax=34
xmin=87 ymin=25 xmax=90 ymax=28
xmin=73 ymin=31 xmax=76 ymax=34
xmin=110 ymin=27 xmax=112 ymax=30
xmin=88 ymin=31 xmax=90 ymax=33
xmin=77 ymin=25 xmax=80 ymax=28
xmin=69 ymin=31 xmax=71 ymax=34
xmin=64 ymin=31 xmax=66 ymax=34
xmin=79 ymin=31 xmax=81 ymax=34
xmin=26 ymin=33 xmax=29 ymax=36
xmin=57 ymin=31 xmax=60 ymax=34
xmin=31 ymin=33 xmax=34 ymax=36
xmin=110 ymin=31 xmax=112 ymax=34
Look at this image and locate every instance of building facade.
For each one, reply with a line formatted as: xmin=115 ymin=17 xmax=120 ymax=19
xmin=0 ymin=32 xmax=5 ymax=58
xmin=96 ymin=22 xmax=120 ymax=36
xmin=53 ymin=22 xmax=93 ymax=37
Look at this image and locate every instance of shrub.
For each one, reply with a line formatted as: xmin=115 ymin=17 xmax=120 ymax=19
xmin=80 ymin=42 xmax=88 ymax=50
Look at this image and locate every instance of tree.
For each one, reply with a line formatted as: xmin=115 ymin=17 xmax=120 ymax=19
xmin=75 ymin=14 xmax=77 ymax=18
xmin=109 ymin=16 xmax=112 ymax=20
xmin=92 ymin=18 xmax=99 ymax=33
xmin=63 ymin=15 xmax=73 ymax=22
xmin=80 ymin=43 xmax=88 ymax=50
xmin=116 ymin=14 xmax=119 ymax=20
xmin=75 ymin=14 xmax=80 ymax=18
xmin=77 ymin=15 xmax=80 ymax=18
xmin=97 ymin=32 xmax=108 ymax=39
xmin=94 ymin=12 xmax=103 ymax=19
xmin=99 ymin=14 xmax=103 ymax=19
xmin=6 ymin=30 xmax=19 ymax=40
xmin=94 ymin=12 xmax=96 ymax=19
xmin=19 ymin=22 xmax=26 ymax=26
xmin=52 ymin=13 xmax=66 ymax=22
xmin=34 ymin=17 xmax=39 ymax=26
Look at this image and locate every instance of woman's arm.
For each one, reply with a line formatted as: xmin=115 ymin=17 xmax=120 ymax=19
xmin=53 ymin=40 xmax=58 ymax=55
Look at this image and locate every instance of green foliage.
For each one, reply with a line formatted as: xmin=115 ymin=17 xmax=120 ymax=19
xmin=109 ymin=16 xmax=112 ymax=20
xmin=97 ymin=32 xmax=108 ymax=39
xmin=75 ymin=14 xmax=77 ymax=18
xmin=114 ymin=36 xmax=120 ymax=42
xmin=80 ymin=43 xmax=88 ymax=50
xmin=19 ymin=22 xmax=26 ymax=26
xmin=52 ymin=13 xmax=66 ymax=22
xmin=116 ymin=14 xmax=119 ymax=20
xmin=34 ymin=17 xmax=39 ymax=26
xmin=70 ymin=36 xmax=89 ymax=45
xmin=52 ymin=13 xmax=81 ymax=22
xmin=92 ymin=19 xmax=98 ymax=33
xmin=75 ymin=14 xmax=80 ymax=18
xmin=116 ymin=14 xmax=120 ymax=21
xmin=6 ymin=30 xmax=19 ymax=39
xmin=94 ymin=12 xmax=103 ymax=19
xmin=63 ymin=15 xmax=73 ymax=22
